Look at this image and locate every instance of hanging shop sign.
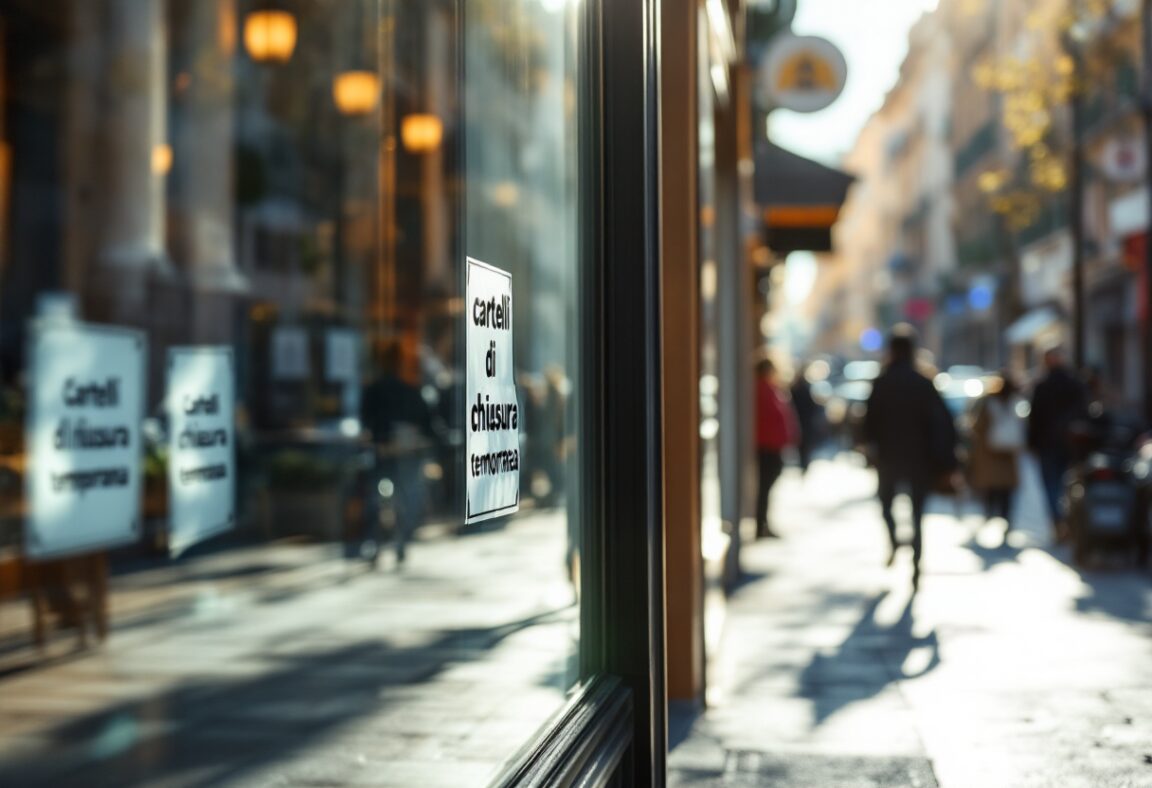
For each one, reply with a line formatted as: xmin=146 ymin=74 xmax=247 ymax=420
xmin=1099 ymin=136 xmax=1146 ymax=184
xmin=757 ymin=34 xmax=847 ymax=113
xmin=465 ymin=257 xmax=519 ymax=524
xmin=25 ymin=322 xmax=145 ymax=559
xmin=167 ymin=347 xmax=236 ymax=555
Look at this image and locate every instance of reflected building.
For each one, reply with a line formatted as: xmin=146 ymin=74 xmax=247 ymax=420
xmin=0 ymin=0 xmax=617 ymax=782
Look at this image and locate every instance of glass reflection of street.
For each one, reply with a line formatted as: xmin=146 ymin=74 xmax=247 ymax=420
xmin=0 ymin=509 xmax=577 ymax=786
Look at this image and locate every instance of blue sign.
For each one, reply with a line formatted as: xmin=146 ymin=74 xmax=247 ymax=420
xmin=968 ymin=283 xmax=994 ymax=312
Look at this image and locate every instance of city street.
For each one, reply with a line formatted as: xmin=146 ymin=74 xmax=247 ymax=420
xmin=671 ymin=455 xmax=1152 ymax=787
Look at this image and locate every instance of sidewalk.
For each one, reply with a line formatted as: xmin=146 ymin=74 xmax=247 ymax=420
xmin=0 ymin=510 xmax=578 ymax=786
xmin=670 ymin=456 xmax=1152 ymax=787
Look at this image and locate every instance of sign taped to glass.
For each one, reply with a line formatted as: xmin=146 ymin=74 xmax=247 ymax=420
xmin=25 ymin=322 xmax=145 ymax=559
xmin=465 ymin=257 xmax=519 ymax=524
xmin=167 ymin=347 xmax=236 ymax=555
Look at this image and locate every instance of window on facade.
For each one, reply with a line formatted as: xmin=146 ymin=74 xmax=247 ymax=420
xmin=0 ymin=1 xmax=585 ymax=784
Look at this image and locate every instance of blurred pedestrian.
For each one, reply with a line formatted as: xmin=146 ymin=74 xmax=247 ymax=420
xmin=863 ymin=325 xmax=957 ymax=590
xmin=755 ymin=357 xmax=798 ymax=539
xmin=1027 ymin=346 xmax=1087 ymax=542
xmin=541 ymin=365 xmax=571 ymax=508
xmin=970 ymin=373 xmax=1025 ymax=539
xmin=790 ymin=364 xmax=822 ymax=475
xmin=359 ymin=340 xmax=435 ymax=566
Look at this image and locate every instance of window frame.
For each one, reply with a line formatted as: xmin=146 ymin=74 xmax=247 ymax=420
xmin=494 ymin=0 xmax=666 ymax=783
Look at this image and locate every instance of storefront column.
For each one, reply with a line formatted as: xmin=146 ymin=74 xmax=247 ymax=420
xmin=173 ymin=0 xmax=244 ymax=295
xmin=420 ymin=9 xmax=451 ymax=293
xmin=661 ymin=0 xmax=704 ymax=707
xmin=91 ymin=0 xmax=170 ymax=320
xmin=714 ymin=81 xmax=750 ymax=588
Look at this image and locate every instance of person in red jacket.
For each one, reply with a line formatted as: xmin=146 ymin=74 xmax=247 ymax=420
xmin=755 ymin=358 xmax=798 ymax=538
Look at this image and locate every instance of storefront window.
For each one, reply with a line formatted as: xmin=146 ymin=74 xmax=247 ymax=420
xmin=0 ymin=0 xmax=585 ymax=783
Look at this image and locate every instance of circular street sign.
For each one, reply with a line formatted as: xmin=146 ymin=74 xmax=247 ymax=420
xmin=758 ymin=34 xmax=847 ymax=113
xmin=1099 ymin=136 xmax=1146 ymax=184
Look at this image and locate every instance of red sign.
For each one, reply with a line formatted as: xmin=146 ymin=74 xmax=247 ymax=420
xmin=904 ymin=298 xmax=935 ymax=322
xmin=1124 ymin=233 xmax=1147 ymax=322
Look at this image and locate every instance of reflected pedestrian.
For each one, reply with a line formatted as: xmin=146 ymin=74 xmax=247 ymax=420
xmin=541 ymin=365 xmax=571 ymax=508
xmin=1027 ymin=346 xmax=1087 ymax=542
xmin=970 ymin=373 xmax=1024 ymax=540
xmin=791 ymin=364 xmax=822 ymax=475
xmin=755 ymin=357 xmax=798 ymax=539
xmin=863 ymin=325 xmax=957 ymax=590
xmin=359 ymin=340 xmax=435 ymax=566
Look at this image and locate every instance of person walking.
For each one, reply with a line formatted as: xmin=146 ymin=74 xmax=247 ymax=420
xmin=359 ymin=341 xmax=436 ymax=566
xmin=790 ymin=364 xmax=822 ymax=475
xmin=1027 ymin=346 xmax=1087 ymax=542
xmin=755 ymin=358 xmax=797 ymax=539
xmin=863 ymin=325 xmax=957 ymax=590
xmin=969 ymin=373 xmax=1025 ymax=540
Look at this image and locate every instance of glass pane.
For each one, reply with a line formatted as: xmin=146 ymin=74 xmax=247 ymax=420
xmin=0 ymin=0 xmax=584 ymax=784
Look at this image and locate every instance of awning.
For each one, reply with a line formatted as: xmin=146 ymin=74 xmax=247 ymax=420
xmin=1004 ymin=307 xmax=1061 ymax=345
xmin=754 ymin=141 xmax=855 ymax=254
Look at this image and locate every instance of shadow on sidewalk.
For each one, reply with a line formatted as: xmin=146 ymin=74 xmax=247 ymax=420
xmin=798 ymin=591 xmax=939 ymax=726
xmin=960 ymin=531 xmax=1022 ymax=572
xmin=1071 ymin=567 xmax=1152 ymax=625
xmin=0 ymin=606 xmax=575 ymax=787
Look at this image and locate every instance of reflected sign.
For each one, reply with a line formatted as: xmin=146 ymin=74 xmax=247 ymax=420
xmin=167 ymin=347 xmax=236 ymax=555
xmin=25 ymin=322 xmax=145 ymax=559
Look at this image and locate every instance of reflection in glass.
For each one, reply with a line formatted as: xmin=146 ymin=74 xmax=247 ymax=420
xmin=0 ymin=0 xmax=584 ymax=784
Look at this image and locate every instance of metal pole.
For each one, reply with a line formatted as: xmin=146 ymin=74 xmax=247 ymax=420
xmin=1068 ymin=33 xmax=1087 ymax=370
xmin=1142 ymin=0 xmax=1152 ymax=426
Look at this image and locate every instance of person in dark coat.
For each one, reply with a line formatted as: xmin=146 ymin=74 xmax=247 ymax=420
xmin=755 ymin=358 xmax=798 ymax=539
xmin=1027 ymin=346 xmax=1087 ymax=541
xmin=863 ymin=325 xmax=957 ymax=590
xmin=359 ymin=340 xmax=436 ymax=565
xmin=790 ymin=365 xmax=822 ymax=475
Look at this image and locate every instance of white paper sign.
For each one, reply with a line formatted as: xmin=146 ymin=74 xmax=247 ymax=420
xmin=465 ymin=257 xmax=519 ymax=523
xmin=25 ymin=322 xmax=145 ymax=559
xmin=325 ymin=329 xmax=358 ymax=383
xmin=167 ymin=347 xmax=236 ymax=555
xmin=272 ymin=326 xmax=310 ymax=380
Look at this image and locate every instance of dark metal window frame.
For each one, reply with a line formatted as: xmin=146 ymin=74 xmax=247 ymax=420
xmin=496 ymin=0 xmax=665 ymax=784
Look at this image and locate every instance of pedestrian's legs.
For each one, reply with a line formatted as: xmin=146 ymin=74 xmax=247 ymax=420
xmin=798 ymin=438 xmax=812 ymax=476
xmin=756 ymin=451 xmax=784 ymax=537
xmin=1000 ymin=488 xmax=1016 ymax=534
xmin=909 ymin=482 xmax=928 ymax=588
xmin=1037 ymin=453 xmax=1068 ymax=537
xmin=393 ymin=456 xmax=425 ymax=564
xmin=984 ymin=489 xmax=1011 ymax=523
xmin=878 ymin=470 xmax=898 ymax=564
xmin=755 ymin=452 xmax=770 ymax=535
xmin=347 ymin=461 xmax=383 ymax=563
